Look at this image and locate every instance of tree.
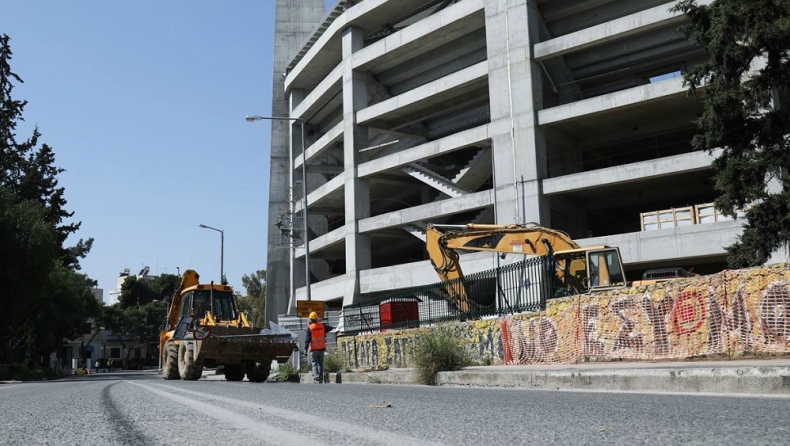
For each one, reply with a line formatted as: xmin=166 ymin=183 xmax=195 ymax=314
xmin=100 ymin=300 xmax=167 ymax=365
xmin=119 ymin=276 xmax=157 ymax=309
xmin=34 ymin=264 xmax=101 ymax=363
xmin=675 ymin=0 xmax=790 ymax=267
xmin=0 ymin=34 xmax=92 ymax=269
xmin=237 ymin=270 xmax=266 ymax=327
xmin=0 ymin=34 xmax=97 ymax=368
xmin=0 ymin=188 xmax=58 ymax=364
xmin=151 ymin=273 xmax=179 ymax=300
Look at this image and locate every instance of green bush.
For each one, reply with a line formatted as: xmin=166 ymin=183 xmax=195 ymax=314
xmin=323 ymin=351 xmax=345 ymax=373
xmin=274 ymin=363 xmax=296 ymax=382
xmin=0 ymin=365 xmax=54 ymax=381
xmin=414 ymin=325 xmax=472 ymax=385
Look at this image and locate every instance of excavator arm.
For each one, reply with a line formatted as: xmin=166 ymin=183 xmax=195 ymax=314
xmin=426 ymin=223 xmax=581 ymax=312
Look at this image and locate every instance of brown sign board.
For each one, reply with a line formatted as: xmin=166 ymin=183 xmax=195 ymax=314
xmin=296 ymin=300 xmax=325 ymax=319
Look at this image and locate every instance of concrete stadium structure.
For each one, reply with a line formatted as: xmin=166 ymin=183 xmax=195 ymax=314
xmin=267 ymin=0 xmax=745 ymax=316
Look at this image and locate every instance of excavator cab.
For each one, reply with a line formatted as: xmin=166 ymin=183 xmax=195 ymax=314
xmin=553 ymin=246 xmax=626 ymax=297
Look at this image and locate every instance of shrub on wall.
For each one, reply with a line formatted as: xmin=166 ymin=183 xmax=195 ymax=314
xmin=414 ymin=325 xmax=472 ymax=385
xmin=323 ymin=351 xmax=346 ymax=373
xmin=274 ymin=363 xmax=297 ymax=382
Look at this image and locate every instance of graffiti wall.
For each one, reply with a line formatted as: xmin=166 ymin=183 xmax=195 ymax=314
xmin=338 ymin=265 xmax=790 ymax=369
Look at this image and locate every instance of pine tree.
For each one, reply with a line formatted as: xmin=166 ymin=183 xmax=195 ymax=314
xmin=0 ymin=34 xmax=92 ymax=268
xmin=0 ymin=34 xmax=99 ymax=368
xmin=675 ymin=0 xmax=790 ymax=267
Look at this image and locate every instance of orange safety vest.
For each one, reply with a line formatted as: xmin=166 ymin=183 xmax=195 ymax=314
xmin=308 ymin=322 xmax=326 ymax=351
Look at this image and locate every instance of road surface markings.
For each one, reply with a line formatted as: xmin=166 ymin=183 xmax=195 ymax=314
xmin=131 ymin=381 xmax=444 ymax=446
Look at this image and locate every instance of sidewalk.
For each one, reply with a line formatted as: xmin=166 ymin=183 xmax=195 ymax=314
xmin=300 ymin=358 xmax=790 ymax=395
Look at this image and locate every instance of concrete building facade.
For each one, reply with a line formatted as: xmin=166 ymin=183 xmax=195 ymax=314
xmin=269 ymin=0 xmax=744 ymax=313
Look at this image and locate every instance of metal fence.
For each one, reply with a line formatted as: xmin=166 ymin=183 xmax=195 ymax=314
xmin=341 ymin=256 xmax=553 ymax=335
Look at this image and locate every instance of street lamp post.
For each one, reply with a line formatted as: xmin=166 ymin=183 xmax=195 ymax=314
xmin=198 ymin=224 xmax=224 ymax=282
xmin=245 ymin=115 xmax=310 ymax=301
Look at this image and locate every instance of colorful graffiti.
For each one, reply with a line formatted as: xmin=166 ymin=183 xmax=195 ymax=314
xmin=338 ymin=265 xmax=790 ymax=369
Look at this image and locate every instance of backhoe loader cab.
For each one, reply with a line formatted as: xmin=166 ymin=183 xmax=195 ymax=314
xmin=178 ymin=288 xmax=239 ymax=324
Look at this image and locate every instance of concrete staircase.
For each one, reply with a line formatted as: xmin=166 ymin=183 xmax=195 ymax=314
xmin=401 ymin=163 xmax=471 ymax=198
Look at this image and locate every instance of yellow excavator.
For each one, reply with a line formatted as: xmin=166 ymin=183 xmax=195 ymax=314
xmin=426 ymin=223 xmax=628 ymax=312
xmin=159 ymin=270 xmax=297 ymax=382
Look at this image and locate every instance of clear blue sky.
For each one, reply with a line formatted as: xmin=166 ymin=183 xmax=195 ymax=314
xmin=2 ymin=1 xmax=334 ymax=301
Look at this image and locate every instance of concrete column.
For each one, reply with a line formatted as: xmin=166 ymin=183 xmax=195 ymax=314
xmin=342 ymin=26 xmax=371 ymax=305
xmin=266 ymin=0 xmax=324 ymax=326
xmin=485 ymin=0 xmax=549 ymax=225
xmin=289 ymin=88 xmax=306 ymax=312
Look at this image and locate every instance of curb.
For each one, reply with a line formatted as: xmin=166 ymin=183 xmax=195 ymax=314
xmin=435 ymin=366 xmax=790 ymax=395
xmin=296 ymin=361 xmax=790 ymax=395
xmin=299 ymin=370 xmax=419 ymax=385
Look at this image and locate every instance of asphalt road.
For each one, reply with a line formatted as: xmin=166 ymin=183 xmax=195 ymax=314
xmin=1 ymin=370 xmax=788 ymax=445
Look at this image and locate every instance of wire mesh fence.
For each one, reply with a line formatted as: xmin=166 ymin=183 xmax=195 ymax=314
xmin=341 ymin=256 xmax=553 ymax=335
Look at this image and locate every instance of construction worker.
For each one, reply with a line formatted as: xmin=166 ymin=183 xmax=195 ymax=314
xmin=304 ymin=311 xmax=334 ymax=383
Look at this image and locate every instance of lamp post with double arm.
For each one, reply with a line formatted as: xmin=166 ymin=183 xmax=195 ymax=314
xmin=245 ymin=115 xmax=310 ymax=301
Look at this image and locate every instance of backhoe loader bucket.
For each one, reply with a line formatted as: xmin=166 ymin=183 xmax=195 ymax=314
xmin=193 ymin=325 xmax=297 ymax=364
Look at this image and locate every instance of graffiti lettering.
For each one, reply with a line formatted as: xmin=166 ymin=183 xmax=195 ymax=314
xmin=338 ymin=269 xmax=790 ymax=368
xmin=610 ymin=297 xmax=644 ymax=352
xmin=760 ymin=281 xmax=790 ymax=345
xmin=707 ymin=287 xmax=725 ymax=353
xmin=538 ymin=317 xmax=558 ymax=355
xmin=640 ymin=293 xmax=673 ymax=356
xmin=582 ymin=304 xmax=605 ymax=357
xmin=508 ymin=317 xmax=558 ymax=363
xmin=729 ymin=285 xmax=753 ymax=349
xmin=670 ymin=290 xmax=706 ymax=335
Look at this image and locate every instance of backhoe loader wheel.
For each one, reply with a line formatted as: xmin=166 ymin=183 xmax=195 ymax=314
xmin=245 ymin=362 xmax=272 ymax=383
xmin=224 ymin=365 xmax=245 ymax=381
xmin=178 ymin=341 xmax=204 ymax=380
xmin=161 ymin=341 xmax=179 ymax=380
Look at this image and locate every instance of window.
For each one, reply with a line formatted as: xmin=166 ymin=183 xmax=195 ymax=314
xmin=110 ymin=348 xmax=121 ymax=359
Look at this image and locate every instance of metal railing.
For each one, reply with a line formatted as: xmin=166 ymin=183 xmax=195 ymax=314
xmin=341 ymin=256 xmax=553 ymax=335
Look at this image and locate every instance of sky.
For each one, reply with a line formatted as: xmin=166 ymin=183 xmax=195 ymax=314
xmin=2 ymin=1 xmax=334 ymax=302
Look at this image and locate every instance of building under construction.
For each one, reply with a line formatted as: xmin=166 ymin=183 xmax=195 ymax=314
xmin=265 ymin=0 xmax=746 ymax=317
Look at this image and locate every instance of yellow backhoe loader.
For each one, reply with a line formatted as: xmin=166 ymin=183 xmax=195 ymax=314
xmin=159 ymin=270 xmax=297 ymax=382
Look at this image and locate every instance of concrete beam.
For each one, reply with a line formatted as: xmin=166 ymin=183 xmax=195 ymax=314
xmin=565 ymin=26 xmax=686 ymax=72
xmin=582 ymin=220 xmax=742 ymax=265
xmin=534 ymin=0 xmax=712 ymax=61
xmin=538 ymin=76 xmax=686 ymax=125
xmin=297 ymin=122 xmax=344 ymax=168
xmin=291 ymin=64 xmax=343 ymax=121
xmin=353 ymin=0 xmax=486 ymax=73
xmin=359 ymin=189 xmax=492 ymax=233
xmin=357 ymin=61 xmax=489 ymax=125
xmin=294 ymin=225 xmax=346 ymax=259
xmin=543 ymin=150 xmax=720 ymax=195
xmin=358 ymin=125 xmax=491 ymax=178
xmin=540 ymin=0 xmax=617 ymax=23
xmin=294 ymin=172 xmax=344 ymax=214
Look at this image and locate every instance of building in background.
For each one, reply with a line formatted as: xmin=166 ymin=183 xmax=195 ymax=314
xmin=268 ymin=0 xmax=755 ymax=314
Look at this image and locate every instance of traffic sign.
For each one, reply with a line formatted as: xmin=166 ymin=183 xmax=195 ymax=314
xmin=296 ymin=300 xmax=325 ymax=318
